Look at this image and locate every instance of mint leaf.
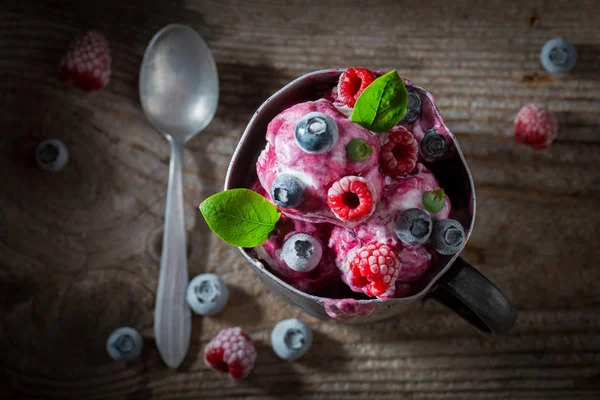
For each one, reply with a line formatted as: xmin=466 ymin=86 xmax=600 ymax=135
xmin=199 ymin=188 xmax=280 ymax=248
xmin=423 ymin=189 xmax=445 ymax=213
xmin=351 ymin=70 xmax=408 ymax=133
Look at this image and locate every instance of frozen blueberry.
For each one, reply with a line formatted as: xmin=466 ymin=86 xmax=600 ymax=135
xmin=541 ymin=38 xmax=576 ymax=74
xmin=420 ymin=129 xmax=448 ymax=161
xmin=35 ymin=139 xmax=69 ymax=172
xmin=281 ymin=233 xmax=322 ymax=272
xmin=186 ymin=273 xmax=229 ymax=316
xmin=400 ymin=86 xmax=422 ymax=124
xmin=295 ymin=112 xmax=339 ymax=154
xmin=271 ymin=318 xmax=312 ymax=361
xmin=271 ymin=174 xmax=304 ymax=208
xmin=106 ymin=327 xmax=143 ymax=361
xmin=431 ymin=219 xmax=466 ymax=255
xmin=395 ymin=208 xmax=433 ymax=245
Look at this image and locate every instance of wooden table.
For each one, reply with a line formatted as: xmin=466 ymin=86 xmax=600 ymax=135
xmin=1 ymin=0 xmax=599 ymax=398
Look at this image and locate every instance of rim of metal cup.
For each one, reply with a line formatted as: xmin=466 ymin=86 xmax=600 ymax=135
xmin=225 ymin=68 xmax=476 ymax=306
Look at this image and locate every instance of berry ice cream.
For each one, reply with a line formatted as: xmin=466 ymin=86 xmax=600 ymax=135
xmin=250 ymin=68 xmax=465 ymax=299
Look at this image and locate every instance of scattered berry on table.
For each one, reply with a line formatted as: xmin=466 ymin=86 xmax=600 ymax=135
xmin=395 ymin=208 xmax=433 ymax=246
xmin=380 ymin=126 xmax=418 ymax=176
xmin=106 ymin=327 xmax=143 ymax=361
xmin=420 ymin=128 xmax=448 ymax=161
xmin=59 ymin=30 xmax=111 ymax=92
xmin=540 ymin=37 xmax=577 ymax=74
xmin=204 ymin=327 xmax=257 ymax=380
xmin=514 ymin=103 xmax=557 ymax=150
xmin=337 ymin=67 xmax=376 ymax=107
xmin=430 ymin=219 xmax=465 ymax=255
xmin=34 ymin=139 xmax=69 ymax=172
xmin=327 ymin=176 xmax=376 ymax=223
xmin=271 ymin=318 xmax=313 ymax=361
xmin=281 ymin=233 xmax=323 ymax=272
xmin=400 ymin=86 xmax=422 ymax=124
xmin=294 ymin=112 xmax=339 ymax=154
xmin=271 ymin=174 xmax=304 ymax=208
xmin=186 ymin=273 xmax=229 ymax=316
xmin=348 ymin=242 xmax=400 ymax=297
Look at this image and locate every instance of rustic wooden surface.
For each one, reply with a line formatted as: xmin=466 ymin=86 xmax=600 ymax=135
xmin=1 ymin=0 xmax=599 ymax=398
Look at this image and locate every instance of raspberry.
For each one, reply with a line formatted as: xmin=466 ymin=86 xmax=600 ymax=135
xmin=337 ymin=67 xmax=376 ymax=107
xmin=203 ymin=327 xmax=256 ymax=380
xmin=348 ymin=242 xmax=400 ymax=297
xmin=514 ymin=104 xmax=557 ymax=150
xmin=327 ymin=176 xmax=375 ymax=223
xmin=380 ymin=126 xmax=418 ymax=176
xmin=59 ymin=30 xmax=111 ymax=92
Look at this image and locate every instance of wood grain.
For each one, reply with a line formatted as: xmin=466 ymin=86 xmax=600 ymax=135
xmin=0 ymin=0 xmax=599 ymax=398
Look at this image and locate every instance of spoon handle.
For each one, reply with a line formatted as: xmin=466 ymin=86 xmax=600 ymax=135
xmin=155 ymin=139 xmax=191 ymax=368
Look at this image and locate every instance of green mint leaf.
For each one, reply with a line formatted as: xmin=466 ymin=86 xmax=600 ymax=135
xmin=199 ymin=188 xmax=280 ymax=248
xmin=346 ymin=138 xmax=373 ymax=162
xmin=423 ymin=189 xmax=446 ymax=213
xmin=351 ymin=70 xmax=408 ymax=133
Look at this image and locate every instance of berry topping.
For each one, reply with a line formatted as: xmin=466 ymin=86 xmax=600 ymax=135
xmin=106 ymin=327 xmax=143 ymax=361
xmin=59 ymin=30 xmax=111 ymax=92
xmin=186 ymin=274 xmax=229 ymax=316
xmin=394 ymin=208 xmax=433 ymax=246
xmin=430 ymin=219 xmax=466 ymax=255
xmin=204 ymin=327 xmax=257 ymax=380
xmin=380 ymin=126 xmax=418 ymax=176
xmin=271 ymin=318 xmax=313 ymax=361
xmin=540 ymin=38 xmax=577 ymax=74
xmin=420 ymin=128 xmax=449 ymax=161
xmin=514 ymin=104 xmax=558 ymax=150
xmin=337 ymin=67 xmax=376 ymax=107
xmin=327 ymin=176 xmax=376 ymax=223
xmin=400 ymin=86 xmax=422 ymax=123
xmin=346 ymin=138 xmax=373 ymax=162
xmin=294 ymin=112 xmax=339 ymax=154
xmin=281 ymin=233 xmax=323 ymax=272
xmin=35 ymin=139 xmax=69 ymax=172
xmin=271 ymin=174 xmax=304 ymax=208
xmin=348 ymin=242 xmax=400 ymax=297
xmin=423 ymin=189 xmax=446 ymax=213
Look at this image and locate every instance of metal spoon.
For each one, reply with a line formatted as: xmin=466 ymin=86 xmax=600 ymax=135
xmin=139 ymin=24 xmax=219 ymax=368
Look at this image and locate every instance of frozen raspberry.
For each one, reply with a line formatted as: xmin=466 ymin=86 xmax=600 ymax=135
xmin=204 ymin=327 xmax=257 ymax=380
xmin=327 ymin=176 xmax=375 ymax=223
xmin=380 ymin=126 xmax=418 ymax=176
xmin=348 ymin=242 xmax=400 ymax=297
xmin=59 ymin=30 xmax=111 ymax=92
xmin=337 ymin=67 xmax=376 ymax=107
xmin=514 ymin=104 xmax=557 ymax=150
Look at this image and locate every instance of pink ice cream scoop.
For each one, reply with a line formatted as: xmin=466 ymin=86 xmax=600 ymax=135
xmin=256 ymin=99 xmax=384 ymax=227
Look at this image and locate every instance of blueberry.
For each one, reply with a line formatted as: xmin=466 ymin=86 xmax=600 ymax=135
xmin=186 ymin=273 xmax=229 ymax=316
xmin=106 ymin=327 xmax=143 ymax=361
xmin=400 ymin=86 xmax=422 ymax=124
xmin=395 ymin=208 xmax=432 ymax=245
xmin=541 ymin=38 xmax=576 ymax=74
xmin=294 ymin=112 xmax=338 ymax=154
xmin=271 ymin=174 xmax=304 ymax=208
xmin=420 ymin=129 xmax=448 ymax=161
xmin=281 ymin=233 xmax=322 ymax=272
xmin=34 ymin=139 xmax=68 ymax=172
xmin=271 ymin=318 xmax=313 ymax=361
xmin=430 ymin=219 xmax=465 ymax=255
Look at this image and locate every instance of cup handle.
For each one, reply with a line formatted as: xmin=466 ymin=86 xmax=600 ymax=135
xmin=429 ymin=257 xmax=517 ymax=334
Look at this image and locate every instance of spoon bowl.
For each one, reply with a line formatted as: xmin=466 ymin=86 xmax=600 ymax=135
xmin=140 ymin=24 xmax=218 ymax=143
xmin=139 ymin=24 xmax=219 ymax=368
